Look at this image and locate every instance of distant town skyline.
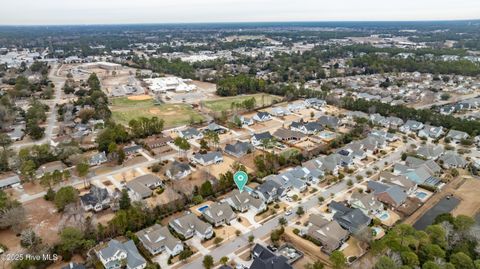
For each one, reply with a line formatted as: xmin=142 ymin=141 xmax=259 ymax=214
xmin=1 ymin=0 xmax=479 ymax=25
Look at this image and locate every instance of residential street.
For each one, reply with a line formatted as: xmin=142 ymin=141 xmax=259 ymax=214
xmin=178 ymin=137 xmax=414 ymax=269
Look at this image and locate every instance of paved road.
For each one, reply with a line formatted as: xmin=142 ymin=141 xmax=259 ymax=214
xmin=19 ymin=152 xmax=176 ymax=203
xmin=179 ymin=138 xmax=415 ymax=269
xmin=12 ymin=63 xmax=65 ymax=150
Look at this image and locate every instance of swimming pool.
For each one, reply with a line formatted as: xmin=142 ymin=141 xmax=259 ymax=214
xmin=372 ymin=227 xmax=383 ymax=236
xmin=416 ymin=192 xmax=428 ymax=199
xmin=378 ymin=212 xmax=389 ymax=220
xmin=197 ymin=205 xmax=209 ymax=213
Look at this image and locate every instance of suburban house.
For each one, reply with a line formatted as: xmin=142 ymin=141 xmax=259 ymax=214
xmin=317 ymin=115 xmax=340 ymax=129
xmin=418 ymin=125 xmax=444 ymax=139
xmin=7 ymin=125 xmax=25 ymax=141
xmin=169 ymin=213 xmax=213 ymax=240
xmin=287 ymin=102 xmax=305 ymax=112
xmin=202 ymin=202 xmax=236 ymax=227
xmin=303 ymin=153 xmax=353 ymax=176
xmin=344 ymin=111 xmax=369 ymax=121
xmin=379 ymin=171 xmax=417 ymax=195
xmin=250 ymin=244 xmax=293 ymax=269
xmin=251 ymin=131 xmax=274 ymax=147
xmin=204 ymin=122 xmax=227 ymax=134
xmin=439 ymin=152 xmax=467 ymax=168
xmin=393 ymin=157 xmax=443 ymax=188
xmin=35 ymin=161 xmax=66 ymax=179
xmin=80 ymin=185 xmax=111 ymax=212
xmin=254 ymin=179 xmax=286 ymax=203
xmin=386 ymin=116 xmax=404 ymax=128
xmin=329 ymin=201 xmax=372 ymax=233
xmin=178 ymin=128 xmax=203 ymax=140
xmin=306 ymin=214 xmax=349 ymax=254
xmin=367 ymin=181 xmax=408 ymax=208
xmin=290 ymin=121 xmax=323 ymax=135
xmin=191 ymin=151 xmax=223 ymax=166
xmin=400 ymin=120 xmax=424 ymax=133
xmin=446 ymin=129 xmax=470 ymax=143
xmin=126 ymin=174 xmax=163 ymax=201
xmin=253 ymin=111 xmax=273 ymax=122
xmin=224 ymin=141 xmax=253 ymax=158
xmin=271 ymin=172 xmax=307 ymax=193
xmin=96 ymin=240 xmax=147 ymax=269
xmin=165 ymin=161 xmax=192 ymax=180
xmin=304 ymin=98 xmax=326 ymax=109
xmin=270 ymin=106 xmax=291 ymax=117
xmin=273 ymin=128 xmax=306 ymax=142
xmin=123 ymin=145 xmax=142 ymax=156
xmin=238 ymin=116 xmax=254 ymax=126
xmin=416 ymin=145 xmax=444 ymax=160
xmin=136 ymin=224 xmax=183 ymax=257
xmin=88 ymin=152 xmax=108 ymax=166
xmin=224 ymin=189 xmax=266 ymax=214
xmin=143 ymin=135 xmax=172 ymax=149
xmin=287 ymin=166 xmax=323 ymax=184
xmin=349 ymin=191 xmax=384 ymax=216
xmin=0 ymin=174 xmax=21 ymax=190
xmin=369 ymin=129 xmax=398 ymax=142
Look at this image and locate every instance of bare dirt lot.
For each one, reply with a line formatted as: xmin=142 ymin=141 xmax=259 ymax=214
xmin=170 ymin=170 xmax=214 ymax=196
xmin=24 ymin=198 xmax=62 ymax=245
xmin=451 ymin=177 xmax=480 ymax=217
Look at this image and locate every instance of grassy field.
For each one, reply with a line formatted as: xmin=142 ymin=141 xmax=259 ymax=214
xmin=201 ymin=94 xmax=282 ymax=112
xmin=110 ymin=97 xmax=204 ymax=128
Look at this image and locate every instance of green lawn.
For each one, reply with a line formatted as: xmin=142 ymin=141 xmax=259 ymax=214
xmin=110 ymin=97 xmax=204 ymax=128
xmin=202 ymin=94 xmax=283 ymax=112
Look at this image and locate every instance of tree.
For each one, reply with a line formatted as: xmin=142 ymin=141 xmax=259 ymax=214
xmin=214 ymin=237 xmax=223 ymax=246
xmin=279 ymin=217 xmax=287 ymax=226
xmin=0 ymin=133 xmax=12 ymax=150
xmin=54 ymin=186 xmax=78 ymax=211
xmin=199 ymin=181 xmax=213 ymax=197
xmin=203 ymin=255 xmax=214 ymax=269
xmin=248 ymin=235 xmax=255 ymax=244
xmin=422 ymin=261 xmax=440 ymax=269
xmin=425 ymin=225 xmax=447 ymax=249
xmin=117 ymin=148 xmax=126 ymax=165
xmin=374 ymin=256 xmax=397 ymax=269
xmin=329 ymin=250 xmax=346 ymax=269
xmin=0 ymin=205 xmax=25 ymax=233
xmin=453 ymin=215 xmax=475 ymax=231
xmin=57 ymin=227 xmax=94 ymax=260
xmin=219 ymin=256 xmax=229 ymax=265
xmin=179 ymin=249 xmax=193 ymax=262
xmin=401 ymin=251 xmax=419 ymax=267
xmin=119 ymin=189 xmax=131 ymax=210
xmin=76 ymin=162 xmax=89 ymax=187
xmin=418 ymin=244 xmax=445 ymax=262
xmin=174 ymin=137 xmax=190 ymax=157
xmin=296 ymin=206 xmax=305 ymax=217
xmin=450 ymin=252 xmax=475 ymax=269
xmin=20 ymin=229 xmax=42 ymax=249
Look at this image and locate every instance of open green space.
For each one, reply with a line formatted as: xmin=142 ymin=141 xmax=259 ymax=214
xmin=201 ymin=94 xmax=282 ymax=112
xmin=110 ymin=97 xmax=204 ymax=128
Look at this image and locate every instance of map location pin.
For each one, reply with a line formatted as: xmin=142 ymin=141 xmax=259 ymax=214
xmin=233 ymin=171 xmax=248 ymax=193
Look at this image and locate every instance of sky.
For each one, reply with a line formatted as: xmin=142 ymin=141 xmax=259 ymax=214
xmin=1 ymin=0 xmax=479 ymax=25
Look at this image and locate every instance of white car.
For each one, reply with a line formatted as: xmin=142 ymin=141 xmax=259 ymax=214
xmin=285 ymin=209 xmax=293 ymax=216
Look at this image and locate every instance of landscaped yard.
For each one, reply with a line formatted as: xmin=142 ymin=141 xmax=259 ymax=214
xmin=201 ymin=94 xmax=282 ymax=112
xmin=110 ymin=97 xmax=205 ymax=127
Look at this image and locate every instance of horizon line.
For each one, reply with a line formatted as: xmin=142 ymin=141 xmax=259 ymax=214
xmin=1 ymin=18 xmax=479 ymax=27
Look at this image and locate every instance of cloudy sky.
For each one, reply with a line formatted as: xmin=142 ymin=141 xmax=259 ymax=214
xmin=1 ymin=0 xmax=479 ymax=25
